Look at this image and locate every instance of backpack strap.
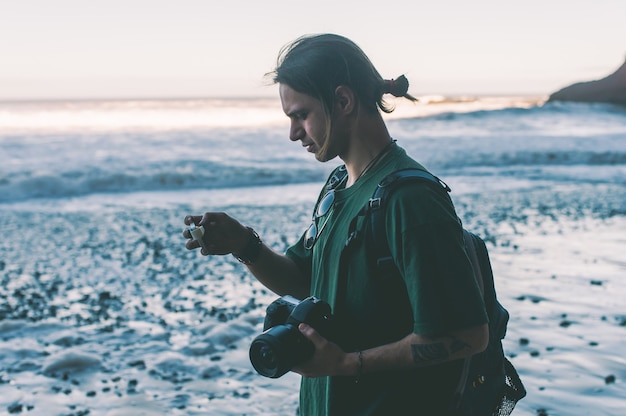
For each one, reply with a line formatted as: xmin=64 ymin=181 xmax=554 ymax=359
xmin=450 ymin=230 xmax=486 ymax=412
xmin=463 ymin=230 xmax=485 ymax=296
xmin=368 ymin=168 xmax=451 ymax=274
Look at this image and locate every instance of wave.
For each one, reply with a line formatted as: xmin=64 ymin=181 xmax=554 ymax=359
xmin=394 ymin=99 xmax=626 ymax=122
xmin=0 ymin=164 xmax=330 ymax=204
xmin=1 ymin=149 xmax=624 ymax=204
xmin=439 ymin=150 xmax=626 ymax=169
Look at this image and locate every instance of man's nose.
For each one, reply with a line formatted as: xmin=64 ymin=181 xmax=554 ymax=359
xmin=289 ymin=122 xmax=302 ymax=142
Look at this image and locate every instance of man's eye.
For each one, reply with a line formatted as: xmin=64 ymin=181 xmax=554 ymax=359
xmin=295 ymin=112 xmax=307 ymax=120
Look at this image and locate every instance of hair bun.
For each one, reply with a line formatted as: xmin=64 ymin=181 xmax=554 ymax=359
xmin=383 ymin=75 xmax=410 ymax=97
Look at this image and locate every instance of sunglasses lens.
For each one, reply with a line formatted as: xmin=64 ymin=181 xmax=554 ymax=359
xmin=316 ymin=190 xmax=335 ymax=217
xmin=304 ymin=222 xmax=317 ymax=250
xmin=306 ymin=189 xmax=337 ymax=250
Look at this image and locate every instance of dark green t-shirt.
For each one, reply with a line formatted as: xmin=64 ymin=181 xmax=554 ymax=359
xmin=286 ymin=145 xmax=488 ymax=416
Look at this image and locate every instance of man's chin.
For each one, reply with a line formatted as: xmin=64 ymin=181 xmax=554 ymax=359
xmin=315 ymin=152 xmax=337 ymax=163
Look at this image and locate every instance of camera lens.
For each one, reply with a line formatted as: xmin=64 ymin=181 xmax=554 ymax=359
xmin=249 ymin=324 xmax=314 ymax=378
xmin=257 ymin=344 xmax=278 ymax=369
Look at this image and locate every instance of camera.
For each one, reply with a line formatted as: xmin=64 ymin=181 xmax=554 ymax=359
xmin=249 ymin=295 xmax=334 ymax=378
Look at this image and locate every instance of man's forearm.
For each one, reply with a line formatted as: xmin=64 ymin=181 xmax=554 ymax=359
xmin=342 ymin=323 xmax=489 ymax=377
xmin=247 ymin=244 xmax=310 ymax=299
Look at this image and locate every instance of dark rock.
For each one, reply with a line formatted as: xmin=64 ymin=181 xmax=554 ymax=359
xmin=548 ymin=57 xmax=626 ymax=105
xmin=128 ymin=360 xmax=146 ymax=370
xmin=7 ymin=403 xmax=23 ymax=414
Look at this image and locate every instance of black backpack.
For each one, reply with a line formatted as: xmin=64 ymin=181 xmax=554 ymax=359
xmin=346 ymin=168 xmax=526 ymax=416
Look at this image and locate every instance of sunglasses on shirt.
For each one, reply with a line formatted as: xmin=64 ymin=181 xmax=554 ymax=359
xmin=304 ymin=167 xmax=347 ymax=250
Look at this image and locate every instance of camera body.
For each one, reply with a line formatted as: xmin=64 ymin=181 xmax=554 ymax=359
xmin=249 ymin=295 xmax=334 ymax=378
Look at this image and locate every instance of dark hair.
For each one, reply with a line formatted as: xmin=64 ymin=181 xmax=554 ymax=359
xmin=270 ymin=34 xmax=417 ymax=115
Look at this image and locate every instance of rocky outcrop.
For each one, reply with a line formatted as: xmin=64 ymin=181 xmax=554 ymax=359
xmin=548 ymin=57 xmax=626 ymax=105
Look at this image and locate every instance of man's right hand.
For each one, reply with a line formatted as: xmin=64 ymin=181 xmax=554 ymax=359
xmin=183 ymin=212 xmax=249 ymax=256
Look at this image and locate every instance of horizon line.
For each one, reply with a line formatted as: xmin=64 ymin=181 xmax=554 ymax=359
xmin=0 ymin=92 xmax=551 ymax=104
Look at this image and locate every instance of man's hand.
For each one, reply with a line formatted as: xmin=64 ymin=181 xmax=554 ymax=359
xmin=291 ymin=324 xmax=357 ymax=378
xmin=183 ymin=212 xmax=249 ymax=256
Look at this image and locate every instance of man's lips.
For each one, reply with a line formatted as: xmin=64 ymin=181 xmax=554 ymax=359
xmin=303 ymin=143 xmax=315 ymax=153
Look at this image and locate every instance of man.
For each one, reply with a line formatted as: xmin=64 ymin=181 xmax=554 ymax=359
xmin=183 ymin=34 xmax=488 ymax=415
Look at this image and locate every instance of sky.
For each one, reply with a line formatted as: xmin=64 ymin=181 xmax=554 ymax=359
xmin=0 ymin=0 xmax=624 ymax=101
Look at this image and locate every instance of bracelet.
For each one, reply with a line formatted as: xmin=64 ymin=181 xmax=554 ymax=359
xmin=355 ymin=350 xmax=363 ymax=384
xmin=232 ymin=227 xmax=262 ymax=265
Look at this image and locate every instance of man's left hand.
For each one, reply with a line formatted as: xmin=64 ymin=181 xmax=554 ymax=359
xmin=291 ymin=323 xmax=356 ymax=378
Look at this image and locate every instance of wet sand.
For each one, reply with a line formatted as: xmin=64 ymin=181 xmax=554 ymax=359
xmin=1 ymin=181 xmax=625 ymax=415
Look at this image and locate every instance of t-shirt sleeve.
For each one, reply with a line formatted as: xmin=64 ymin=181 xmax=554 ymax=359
xmin=385 ymin=183 xmax=488 ymax=335
xmin=285 ymin=229 xmax=313 ymax=283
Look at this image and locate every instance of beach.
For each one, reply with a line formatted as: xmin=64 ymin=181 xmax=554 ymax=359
xmin=1 ymin=97 xmax=625 ymax=415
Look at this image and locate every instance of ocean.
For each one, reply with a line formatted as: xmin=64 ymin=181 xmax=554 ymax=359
xmin=2 ymin=97 xmax=625 ymax=204
xmin=1 ymin=97 xmax=625 ymax=415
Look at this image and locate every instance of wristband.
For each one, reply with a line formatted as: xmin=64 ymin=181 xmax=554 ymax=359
xmin=355 ymin=350 xmax=363 ymax=384
xmin=232 ymin=227 xmax=262 ymax=265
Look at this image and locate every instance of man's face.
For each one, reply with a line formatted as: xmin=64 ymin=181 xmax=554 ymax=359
xmin=279 ymin=84 xmax=341 ymax=162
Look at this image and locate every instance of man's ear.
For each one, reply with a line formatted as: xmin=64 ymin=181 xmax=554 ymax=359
xmin=334 ymin=85 xmax=356 ymax=115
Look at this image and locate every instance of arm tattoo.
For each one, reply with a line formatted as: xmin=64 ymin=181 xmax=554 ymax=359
xmin=411 ymin=342 xmax=449 ymax=365
xmin=411 ymin=336 xmax=472 ymax=366
xmin=449 ymin=337 xmax=471 ymax=354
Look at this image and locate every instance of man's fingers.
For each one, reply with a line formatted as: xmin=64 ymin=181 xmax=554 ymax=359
xmin=183 ymin=216 xmax=200 ymax=239
xmin=184 ymin=215 xmax=203 ymax=226
xmin=299 ymin=324 xmax=325 ymax=346
xmin=185 ymin=239 xmax=199 ymax=250
xmin=183 ymin=212 xmax=234 ymax=256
